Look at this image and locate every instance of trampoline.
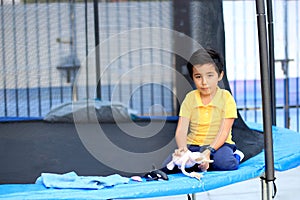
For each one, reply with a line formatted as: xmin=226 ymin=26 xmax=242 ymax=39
xmin=1 ymin=0 xmax=299 ymax=199
xmin=0 ymin=122 xmax=299 ymax=199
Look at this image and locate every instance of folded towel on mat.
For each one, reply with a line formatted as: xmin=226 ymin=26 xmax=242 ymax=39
xmin=35 ymin=171 xmax=129 ymax=190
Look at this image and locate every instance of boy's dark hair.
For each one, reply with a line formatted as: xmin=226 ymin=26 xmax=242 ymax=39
xmin=186 ymin=48 xmax=224 ymax=79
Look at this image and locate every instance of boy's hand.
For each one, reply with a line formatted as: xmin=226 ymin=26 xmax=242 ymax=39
xmin=198 ymin=149 xmax=211 ymax=171
xmin=174 ymin=147 xmax=188 ymax=157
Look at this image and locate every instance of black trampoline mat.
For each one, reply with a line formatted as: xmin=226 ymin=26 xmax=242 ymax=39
xmin=0 ymin=121 xmax=177 ymax=183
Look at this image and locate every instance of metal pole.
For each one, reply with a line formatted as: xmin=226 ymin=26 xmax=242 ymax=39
xmin=172 ymin=0 xmax=192 ymax=113
xmin=93 ymin=0 xmax=101 ymax=100
xmin=283 ymin=61 xmax=290 ymax=128
xmin=255 ymin=0 xmax=276 ymax=199
xmin=85 ymin=0 xmax=89 ymax=100
xmin=261 ymin=176 xmax=273 ymax=200
xmin=70 ymin=0 xmax=78 ymax=101
xmin=266 ymin=0 xmax=276 ymax=125
xmin=275 ymin=59 xmax=293 ymax=128
xmin=85 ymin=0 xmax=91 ymax=121
xmin=283 ymin=0 xmax=290 ymax=128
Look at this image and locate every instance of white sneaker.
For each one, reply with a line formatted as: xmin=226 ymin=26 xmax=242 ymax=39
xmin=234 ymin=149 xmax=245 ymax=162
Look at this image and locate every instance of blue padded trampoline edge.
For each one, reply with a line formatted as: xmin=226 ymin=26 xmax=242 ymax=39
xmin=0 ymin=117 xmax=43 ymax=122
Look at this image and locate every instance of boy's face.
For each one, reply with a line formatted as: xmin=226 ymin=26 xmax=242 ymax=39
xmin=192 ymin=63 xmax=223 ymax=97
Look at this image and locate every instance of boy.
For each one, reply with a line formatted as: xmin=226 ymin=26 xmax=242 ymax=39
xmin=164 ymin=48 xmax=243 ymax=173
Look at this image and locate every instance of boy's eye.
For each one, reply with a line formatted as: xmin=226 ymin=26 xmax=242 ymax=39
xmin=195 ymin=75 xmax=201 ymax=79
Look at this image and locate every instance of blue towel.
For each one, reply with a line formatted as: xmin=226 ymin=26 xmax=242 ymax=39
xmin=35 ymin=171 xmax=130 ymax=190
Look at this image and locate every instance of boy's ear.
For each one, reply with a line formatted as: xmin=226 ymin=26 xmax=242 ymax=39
xmin=218 ymin=71 xmax=224 ymax=81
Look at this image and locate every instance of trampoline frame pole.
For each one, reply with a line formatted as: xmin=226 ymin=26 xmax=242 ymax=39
xmin=266 ymin=0 xmax=276 ymax=126
xmin=255 ymin=0 xmax=276 ymax=199
xmin=261 ymin=176 xmax=273 ymax=200
xmin=93 ymin=0 xmax=101 ymax=100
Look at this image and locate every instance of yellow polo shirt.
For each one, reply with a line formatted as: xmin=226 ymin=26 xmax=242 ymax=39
xmin=179 ymin=87 xmax=237 ymax=146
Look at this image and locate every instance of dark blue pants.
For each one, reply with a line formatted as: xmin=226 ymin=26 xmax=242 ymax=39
xmin=161 ymin=143 xmax=239 ymax=174
xmin=189 ymin=143 xmax=239 ymax=171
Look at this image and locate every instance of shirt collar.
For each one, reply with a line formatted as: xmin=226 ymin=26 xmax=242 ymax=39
xmin=194 ymin=87 xmax=221 ymax=107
